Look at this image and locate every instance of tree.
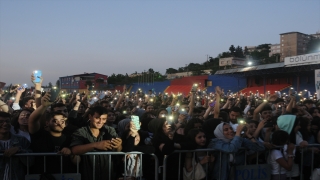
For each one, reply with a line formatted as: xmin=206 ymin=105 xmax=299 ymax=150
xmin=166 ymin=68 xmax=178 ymax=74
xmin=219 ymin=52 xmax=232 ymax=58
xmin=235 ymin=46 xmax=244 ymax=58
xmin=148 ymin=68 xmax=155 ymax=74
xmin=244 ymin=46 xmax=249 ymax=56
xmin=178 ymin=67 xmax=185 ymax=72
xmin=56 ymin=80 xmax=60 ymax=89
xmin=229 ymin=45 xmax=236 ymax=56
xmin=48 ymin=82 xmax=53 ymax=88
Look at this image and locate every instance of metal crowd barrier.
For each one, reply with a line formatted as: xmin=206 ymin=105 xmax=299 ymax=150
xmin=0 ymin=151 xmax=159 ymax=180
xmin=162 ymin=144 xmax=320 ymax=180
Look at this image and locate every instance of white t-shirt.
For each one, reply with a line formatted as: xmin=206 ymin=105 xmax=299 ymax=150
xmin=268 ymin=144 xmax=296 ymax=175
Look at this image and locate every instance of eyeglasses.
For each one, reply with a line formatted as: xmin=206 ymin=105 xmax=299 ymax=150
xmin=0 ymin=120 xmax=11 ymax=125
xmin=108 ymin=114 xmax=115 ymax=117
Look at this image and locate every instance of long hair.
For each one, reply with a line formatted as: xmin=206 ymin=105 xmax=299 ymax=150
xmin=11 ymin=108 xmax=34 ymax=134
xmin=289 ymin=116 xmax=301 ymax=144
xmin=187 ymin=128 xmax=206 ymax=148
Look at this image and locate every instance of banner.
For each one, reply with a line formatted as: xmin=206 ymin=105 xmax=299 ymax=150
xmin=315 ymin=69 xmax=320 ymax=99
xmin=285 ymin=52 xmax=320 ymax=66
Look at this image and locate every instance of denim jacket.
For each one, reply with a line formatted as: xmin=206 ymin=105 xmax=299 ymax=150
xmin=0 ymin=133 xmax=33 ymax=180
xmin=207 ymin=136 xmax=265 ymax=180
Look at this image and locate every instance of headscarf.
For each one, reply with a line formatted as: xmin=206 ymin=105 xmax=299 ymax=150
xmin=117 ymin=119 xmax=131 ymax=137
xmin=214 ymin=122 xmax=232 ymax=142
xmin=277 ymin=115 xmax=296 ymax=134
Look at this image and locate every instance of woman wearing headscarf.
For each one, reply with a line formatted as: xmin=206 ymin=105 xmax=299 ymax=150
xmin=148 ymin=118 xmax=182 ymax=179
xmin=207 ymin=122 xmax=265 ymax=180
xmin=116 ymin=118 xmax=142 ymax=179
xmin=276 ymin=115 xmax=308 ymax=180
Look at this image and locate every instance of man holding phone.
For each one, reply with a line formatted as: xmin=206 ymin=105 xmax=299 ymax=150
xmin=70 ymin=106 xmax=122 ymax=180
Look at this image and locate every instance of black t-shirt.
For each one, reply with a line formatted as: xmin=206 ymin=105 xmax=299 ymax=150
xmin=30 ymin=129 xmax=74 ymax=174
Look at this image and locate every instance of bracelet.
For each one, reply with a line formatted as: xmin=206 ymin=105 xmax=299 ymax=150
xmin=35 ymin=90 xmax=41 ymax=94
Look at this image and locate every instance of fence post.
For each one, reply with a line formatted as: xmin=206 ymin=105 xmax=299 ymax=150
xmin=152 ymin=154 xmax=159 ymax=180
xmin=93 ymin=155 xmax=95 ymax=180
xmin=163 ymin=155 xmax=167 ymax=180
xmin=178 ymin=152 xmax=181 ymax=180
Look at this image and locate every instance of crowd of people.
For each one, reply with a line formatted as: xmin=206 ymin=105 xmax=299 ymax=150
xmin=0 ymin=73 xmax=320 ymax=180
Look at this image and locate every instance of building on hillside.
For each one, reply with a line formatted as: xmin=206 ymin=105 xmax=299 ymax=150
xmin=269 ymin=44 xmax=281 ymax=57
xmin=310 ymin=30 xmax=320 ymax=39
xmin=246 ymin=46 xmax=256 ymax=53
xmin=280 ymin=32 xmax=311 ymax=61
xmin=166 ymin=72 xmax=192 ymax=79
xmin=59 ymin=72 xmax=108 ymax=92
xmin=219 ymin=57 xmax=249 ymax=68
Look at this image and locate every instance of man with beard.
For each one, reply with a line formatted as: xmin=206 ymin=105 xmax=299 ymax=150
xmin=28 ymin=92 xmax=78 ymax=174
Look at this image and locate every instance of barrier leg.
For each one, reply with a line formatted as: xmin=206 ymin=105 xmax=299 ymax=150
xmin=152 ymin=154 xmax=159 ymax=180
xmin=93 ymin=155 xmax=95 ymax=180
xmin=27 ymin=156 xmax=29 ymax=175
xmin=60 ymin=156 xmax=63 ymax=174
xmin=206 ymin=151 xmax=209 ymax=180
xmin=163 ymin=155 xmax=167 ymax=180
xmin=193 ymin=152 xmax=196 ymax=180
xmin=109 ymin=154 xmax=111 ymax=180
xmin=178 ymin=152 xmax=181 ymax=180
xmin=311 ymin=148 xmax=314 ymax=179
xmin=124 ymin=154 xmax=126 ymax=180
xmin=219 ymin=151 xmax=221 ymax=180
xmin=140 ymin=153 xmax=143 ymax=178
xmin=44 ymin=156 xmax=46 ymax=172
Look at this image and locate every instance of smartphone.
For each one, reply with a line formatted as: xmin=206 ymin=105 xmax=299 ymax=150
xmin=33 ymin=70 xmax=42 ymax=83
xmin=264 ymin=121 xmax=274 ymax=127
xmin=17 ymin=84 xmax=28 ymax=91
xmin=49 ymin=88 xmax=59 ymax=102
xmin=191 ymin=84 xmax=198 ymax=92
xmin=237 ymin=118 xmax=246 ymax=125
xmin=209 ymin=101 xmax=216 ymax=107
xmin=166 ymin=115 xmax=174 ymax=125
xmin=131 ymin=115 xmax=140 ymax=130
xmin=99 ymin=93 xmax=105 ymax=99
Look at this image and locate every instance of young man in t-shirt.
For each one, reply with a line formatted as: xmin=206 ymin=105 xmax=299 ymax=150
xmin=70 ymin=106 xmax=122 ymax=180
xmin=28 ymin=92 xmax=77 ymax=174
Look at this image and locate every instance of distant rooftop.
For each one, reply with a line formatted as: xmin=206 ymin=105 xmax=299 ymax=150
xmin=280 ymin=32 xmax=309 ymax=36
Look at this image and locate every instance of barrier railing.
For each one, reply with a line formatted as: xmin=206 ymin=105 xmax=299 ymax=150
xmin=0 ymin=151 xmax=158 ymax=180
xmin=162 ymin=144 xmax=320 ymax=180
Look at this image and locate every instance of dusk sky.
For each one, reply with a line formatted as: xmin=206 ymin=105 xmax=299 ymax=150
xmin=1 ymin=0 xmax=320 ymax=86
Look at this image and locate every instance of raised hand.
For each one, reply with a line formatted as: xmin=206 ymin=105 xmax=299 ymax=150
xmin=41 ymin=92 xmax=52 ymax=107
